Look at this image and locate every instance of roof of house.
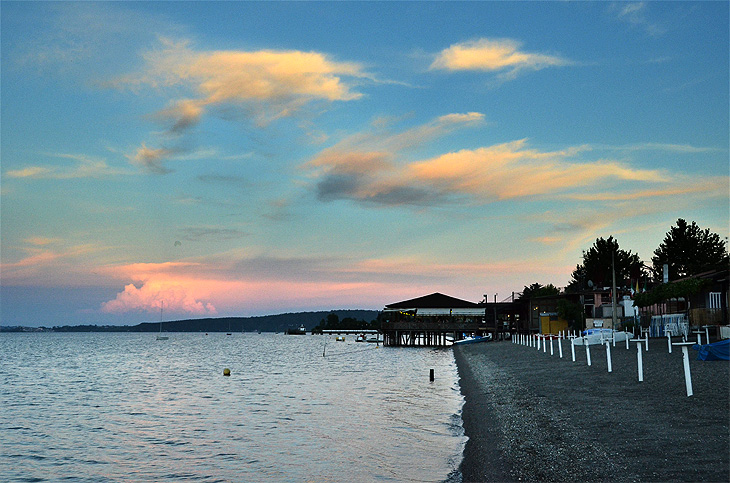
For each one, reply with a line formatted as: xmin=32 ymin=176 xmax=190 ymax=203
xmin=384 ymin=292 xmax=480 ymax=309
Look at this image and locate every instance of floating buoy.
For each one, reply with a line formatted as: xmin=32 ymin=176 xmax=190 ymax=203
xmin=223 ymin=368 xmax=231 ymax=376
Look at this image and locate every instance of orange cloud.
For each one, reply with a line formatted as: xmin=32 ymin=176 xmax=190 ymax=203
xmin=306 ymin=129 xmax=675 ymax=206
xmin=127 ymin=143 xmax=176 ymax=174
xmin=305 ymin=112 xmax=485 ymax=204
xmin=113 ymin=37 xmax=367 ymax=129
xmin=0 ymin=242 xmax=104 ymax=285
xmin=431 ymin=38 xmax=570 ymax=78
xmin=407 ymin=141 xmax=666 ymax=200
xmin=5 ymin=153 xmax=132 ymax=179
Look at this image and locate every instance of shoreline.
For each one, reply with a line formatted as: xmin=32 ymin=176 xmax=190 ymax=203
xmin=454 ymin=339 xmax=729 ymax=482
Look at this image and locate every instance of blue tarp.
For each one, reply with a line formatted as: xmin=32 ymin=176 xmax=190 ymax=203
xmin=692 ymin=339 xmax=730 ymax=361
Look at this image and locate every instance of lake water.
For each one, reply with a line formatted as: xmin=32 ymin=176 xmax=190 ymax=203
xmin=1 ymin=332 xmax=466 ymax=482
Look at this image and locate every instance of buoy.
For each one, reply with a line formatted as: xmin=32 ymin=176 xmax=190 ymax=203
xmin=223 ymin=368 xmax=231 ymax=376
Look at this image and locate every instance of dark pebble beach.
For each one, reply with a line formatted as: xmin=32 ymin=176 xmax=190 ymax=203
xmin=453 ymin=337 xmax=730 ymax=483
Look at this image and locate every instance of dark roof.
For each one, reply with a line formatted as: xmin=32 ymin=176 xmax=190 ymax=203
xmin=678 ymin=268 xmax=729 ymax=283
xmin=385 ymin=292 xmax=480 ymax=309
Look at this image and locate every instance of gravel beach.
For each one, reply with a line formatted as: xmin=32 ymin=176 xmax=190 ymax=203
xmin=454 ymin=337 xmax=730 ymax=482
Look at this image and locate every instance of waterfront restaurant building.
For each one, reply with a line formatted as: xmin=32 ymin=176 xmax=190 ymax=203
xmin=380 ymin=293 xmax=488 ymax=347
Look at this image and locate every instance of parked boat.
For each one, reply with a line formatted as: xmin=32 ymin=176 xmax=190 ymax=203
xmin=453 ymin=334 xmax=491 ymax=345
xmin=572 ymin=328 xmax=633 ymax=345
xmin=355 ymin=334 xmax=366 ymax=342
xmin=286 ymin=325 xmax=307 ymax=335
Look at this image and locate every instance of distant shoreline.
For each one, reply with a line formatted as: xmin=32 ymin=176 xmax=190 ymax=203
xmin=0 ymin=309 xmax=379 ymax=333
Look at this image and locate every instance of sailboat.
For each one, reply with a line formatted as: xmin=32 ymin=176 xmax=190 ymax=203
xmin=156 ymin=301 xmax=169 ymax=340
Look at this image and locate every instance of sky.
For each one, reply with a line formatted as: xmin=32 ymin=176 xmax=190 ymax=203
xmin=1 ymin=1 xmax=728 ymax=327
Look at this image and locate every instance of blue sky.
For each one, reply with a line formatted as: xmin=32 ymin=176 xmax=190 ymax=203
xmin=2 ymin=1 xmax=728 ymax=326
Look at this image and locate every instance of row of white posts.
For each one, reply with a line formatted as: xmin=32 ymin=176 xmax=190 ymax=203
xmin=512 ymin=330 xmax=696 ymax=397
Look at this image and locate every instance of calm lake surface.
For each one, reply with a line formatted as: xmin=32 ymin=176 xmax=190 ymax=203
xmin=1 ymin=332 xmax=466 ymax=482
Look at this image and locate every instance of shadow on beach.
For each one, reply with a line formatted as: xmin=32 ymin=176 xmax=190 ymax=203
xmin=454 ymin=338 xmax=730 ymax=483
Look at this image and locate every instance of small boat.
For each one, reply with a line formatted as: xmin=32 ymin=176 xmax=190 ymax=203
xmin=365 ymin=335 xmax=381 ymax=343
xmin=286 ymin=325 xmax=307 ymax=335
xmin=355 ymin=334 xmax=366 ymax=342
xmin=335 ymin=336 xmax=345 ymax=341
xmin=572 ymin=328 xmax=633 ymax=345
xmin=156 ymin=302 xmax=169 ymax=341
xmin=453 ymin=334 xmax=491 ymax=345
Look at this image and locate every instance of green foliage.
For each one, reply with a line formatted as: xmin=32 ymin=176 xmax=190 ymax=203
xmin=633 ymin=278 xmax=710 ymax=308
xmin=518 ymin=282 xmax=561 ymax=300
xmin=567 ymin=236 xmax=645 ymax=292
xmin=311 ymin=313 xmax=379 ymax=333
xmin=556 ymin=299 xmax=583 ymax=330
xmin=651 ymin=218 xmax=729 ymax=282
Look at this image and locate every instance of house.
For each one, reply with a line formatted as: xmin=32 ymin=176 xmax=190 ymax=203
xmin=686 ymin=268 xmax=729 ymax=328
xmin=526 ymin=293 xmax=580 ymax=334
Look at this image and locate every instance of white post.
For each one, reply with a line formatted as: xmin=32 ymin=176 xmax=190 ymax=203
xmin=571 ymin=339 xmax=576 ymax=362
xmin=705 ymin=326 xmax=710 ymax=344
xmin=550 ymin=337 xmax=554 ymax=356
xmin=586 ymin=343 xmax=592 ymax=366
xmin=645 ymin=335 xmax=649 ymax=352
xmin=543 ymin=337 xmax=547 ymax=353
xmin=537 ymin=335 xmax=541 ymax=351
xmin=606 ymin=341 xmax=612 ymax=372
xmin=637 ymin=342 xmax=643 ymax=382
xmin=680 ymin=345 xmax=693 ymax=397
xmin=626 ymin=334 xmax=630 ymax=350
xmin=558 ymin=338 xmax=563 ymax=358
xmin=667 ymin=331 xmax=672 ymax=353
xmin=697 ymin=332 xmax=702 ymax=345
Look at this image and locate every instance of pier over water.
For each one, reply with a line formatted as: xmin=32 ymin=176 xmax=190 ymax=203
xmin=381 ymin=293 xmax=514 ymax=347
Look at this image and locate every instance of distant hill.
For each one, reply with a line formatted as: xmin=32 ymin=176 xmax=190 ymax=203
xmin=45 ymin=310 xmax=380 ymax=333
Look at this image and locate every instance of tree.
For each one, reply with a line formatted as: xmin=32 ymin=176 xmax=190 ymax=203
xmin=567 ymin=236 xmax=645 ymax=292
xmin=517 ymin=283 xmax=561 ymax=301
xmin=651 ymin=218 xmax=729 ymax=282
xmin=557 ymin=299 xmax=583 ymax=331
xmin=634 ymin=278 xmax=709 ymax=308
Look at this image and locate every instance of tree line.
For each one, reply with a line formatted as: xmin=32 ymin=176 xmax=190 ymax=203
xmin=311 ymin=313 xmax=379 ymax=333
xmin=523 ymin=218 xmax=728 ymax=308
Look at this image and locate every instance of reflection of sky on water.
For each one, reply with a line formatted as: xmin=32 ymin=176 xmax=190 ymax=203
xmin=2 ymin=333 xmax=465 ymax=482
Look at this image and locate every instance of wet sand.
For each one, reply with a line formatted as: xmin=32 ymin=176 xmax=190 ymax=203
xmin=454 ymin=337 xmax=730 ymax=482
